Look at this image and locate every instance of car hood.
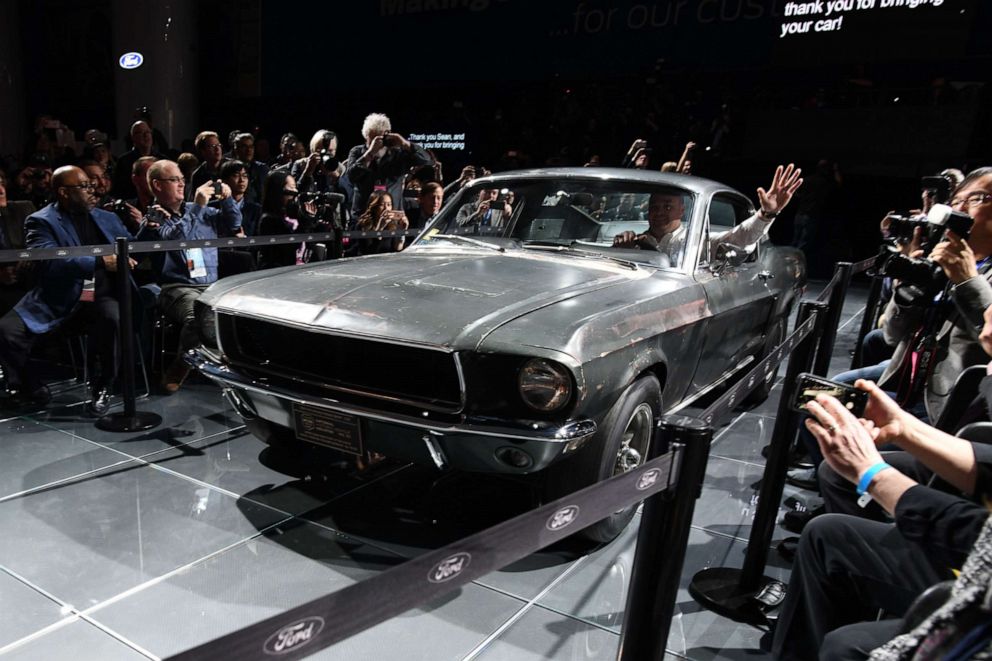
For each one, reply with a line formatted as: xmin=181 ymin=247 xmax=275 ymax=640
xmin=205 ymin=247 xmax=654 ymax=350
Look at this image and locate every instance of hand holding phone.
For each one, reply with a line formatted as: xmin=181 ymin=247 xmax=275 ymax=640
xmin=792 ymin=373 xmax=868 ymax=418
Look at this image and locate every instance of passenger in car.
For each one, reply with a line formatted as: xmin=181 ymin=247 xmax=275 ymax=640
xmin=612 ymin=163 xmax=803 ymax=265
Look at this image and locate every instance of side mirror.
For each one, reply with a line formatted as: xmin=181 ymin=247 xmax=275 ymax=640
xmin=711 ymin=242 xmax=749 ymax=272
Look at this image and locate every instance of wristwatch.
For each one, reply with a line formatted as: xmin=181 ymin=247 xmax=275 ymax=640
xmin=758 ymin=208 xmax=779 ymax=221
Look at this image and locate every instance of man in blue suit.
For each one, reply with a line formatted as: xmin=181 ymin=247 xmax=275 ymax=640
xmin=0 ymin=165 xmax=135 ymax=414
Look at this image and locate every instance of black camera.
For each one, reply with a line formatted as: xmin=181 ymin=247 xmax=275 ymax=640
xmin=883 ymin=213 xmax=929 ymax=246
xmin=880 ymin=204 xmax=974 ymax=304
xmin=112 ymin=199 xmax=130 ymax=215
xmin=317 ymin=150 xmax=339 ymax=171
xmin=300 ymin=191 xmax=345 ymax=206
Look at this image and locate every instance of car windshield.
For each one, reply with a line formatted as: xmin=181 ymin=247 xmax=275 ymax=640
xmin=413 ymin=178 xmax=697 ymax=269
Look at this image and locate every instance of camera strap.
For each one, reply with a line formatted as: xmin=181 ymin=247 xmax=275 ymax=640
xmin=895 ymin=283 xmax=954 ymax=408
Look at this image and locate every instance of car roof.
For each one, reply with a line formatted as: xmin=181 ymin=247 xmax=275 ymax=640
xmin=472 ymin=167 xmax=735 ymax=197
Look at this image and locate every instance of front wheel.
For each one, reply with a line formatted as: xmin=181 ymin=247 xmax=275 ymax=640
xmin=543 ymin=375 xmax=662 ymax=544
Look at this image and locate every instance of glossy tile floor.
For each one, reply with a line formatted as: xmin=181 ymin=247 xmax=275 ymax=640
xmin=0 ymin=282 xmax=868 ymax=660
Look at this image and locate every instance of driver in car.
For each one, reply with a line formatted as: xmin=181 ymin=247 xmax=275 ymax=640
xmin=612 ymin=164 xmax=803 ymax=262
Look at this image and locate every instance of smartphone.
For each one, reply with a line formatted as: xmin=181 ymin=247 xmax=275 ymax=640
xmin=211 ymin=181 xmax=223 ymax=197
xmin=792 ymin=373 xmax=868 ymax=418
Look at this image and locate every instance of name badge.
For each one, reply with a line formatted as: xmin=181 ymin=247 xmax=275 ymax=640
xmin=186 ymin=248 xmax=208 ymax=278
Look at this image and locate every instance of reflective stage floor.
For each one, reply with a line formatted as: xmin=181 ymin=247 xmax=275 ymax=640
xmin=0 ymin=282 xmax=868 ymax=660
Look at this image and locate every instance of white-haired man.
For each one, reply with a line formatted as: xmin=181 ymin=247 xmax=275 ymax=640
xmin=344 ymin=113 xmax=432 ymax=219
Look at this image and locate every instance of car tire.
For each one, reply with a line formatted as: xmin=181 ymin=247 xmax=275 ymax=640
xmin=544 ymin=375 xmax=662 ymax=544
xmin=744 ymin=315 xmax=786 ymax=405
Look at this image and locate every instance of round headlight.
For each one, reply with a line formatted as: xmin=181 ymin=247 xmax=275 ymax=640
xmin=194 ymin=300 xmax=218 ymax=350
xmin=518 ymin=359 xmax=572 ymax=412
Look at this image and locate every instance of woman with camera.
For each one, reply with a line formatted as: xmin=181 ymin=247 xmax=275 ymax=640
xmin=257 ymin=170 xmax=316 ymax=270
xmin=350 ymin=190 xmax=409 ymax=256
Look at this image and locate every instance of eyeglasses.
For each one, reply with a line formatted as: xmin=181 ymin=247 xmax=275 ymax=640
xmin=62 ymin=183 xmax=95 ymax=191
xmin=153 ymin=176 xmax=186 ymax=184
xmin=950 ymin=192 xmax=992 ymax=209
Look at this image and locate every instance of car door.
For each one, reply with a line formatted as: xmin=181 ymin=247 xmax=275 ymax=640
xmin=691 ymin=192 xmax=777 ymax=390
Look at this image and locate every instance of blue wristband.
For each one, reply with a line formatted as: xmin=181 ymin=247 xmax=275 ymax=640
xmin=857 ymin=462 xmax=892 ymax=496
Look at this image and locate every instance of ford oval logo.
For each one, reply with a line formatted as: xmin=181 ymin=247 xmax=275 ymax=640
xmin=428 ymin=552 xmax=471 ymax=584
xmin=263 ymin=616 xmax=324 ymax=655
xmin=546 ymin=505 xmax=580 ymax=531
xmin=119 ymin=52 xmax=144 ymax=70
xmin=637 ymin=468 xmax=661 ymax=491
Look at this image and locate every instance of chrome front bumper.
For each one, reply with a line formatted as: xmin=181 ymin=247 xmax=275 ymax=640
xmin=187 ymin=348 xmax=597 ymax=473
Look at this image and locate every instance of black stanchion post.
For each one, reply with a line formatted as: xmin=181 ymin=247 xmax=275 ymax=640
xmin=813 ymin=262 xmax=852 ymax=376
xmin=850 ymin=271 xmax=884 ymax=370
xmin=618 ymin=415 xmax=712 ymax=661
xmin=688 ymin=301 xmax=826 ymax=623
xmin=95 ymin=237 xmax=162 ymax=432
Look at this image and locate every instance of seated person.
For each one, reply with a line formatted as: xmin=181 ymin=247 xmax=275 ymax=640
xmin=612 ymin=164 xmax=803 ymax=264
xmin=138 ymin=159 xmax=241 ymax=393
xmin=456 ymin=188 xmax=512 ymax=229
xmin=0 ymin=166 xmax=135 ymax=415
xmin=771 ymin=379 xmax=992 ymax=659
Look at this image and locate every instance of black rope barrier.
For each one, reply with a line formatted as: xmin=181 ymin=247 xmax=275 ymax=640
xmin=0 ymin=229 xmax=422 ymax=262
xmin=689 ymin=300 xmax=828 ymax=624
xmin=813 ymin=262 xmax=853 ymax=376
xmin=165 ymin=448 xmax=688 ymax=660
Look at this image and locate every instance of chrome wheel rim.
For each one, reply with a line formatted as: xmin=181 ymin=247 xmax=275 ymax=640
xmin=614 ymin=403 xmax=653 ymax=476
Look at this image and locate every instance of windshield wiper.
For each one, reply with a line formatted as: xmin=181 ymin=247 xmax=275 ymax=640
xmin=522 ymin=243 xmax=639 ymax=270
xmin=430 ymin=234 xmax=505 ymax=252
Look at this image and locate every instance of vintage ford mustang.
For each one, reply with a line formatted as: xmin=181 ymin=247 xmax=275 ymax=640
xmin=188 ymin=168 xmax=805 ymax=541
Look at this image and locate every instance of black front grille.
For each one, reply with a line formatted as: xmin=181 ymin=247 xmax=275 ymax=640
xmin=219 ymin=315 xmax=462 ymax=410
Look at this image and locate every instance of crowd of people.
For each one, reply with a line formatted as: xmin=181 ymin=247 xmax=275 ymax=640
xmin=2 ymin=104 xmax=992 ymax=659
xmin=767 ymin=167 xmax=992 ymax=659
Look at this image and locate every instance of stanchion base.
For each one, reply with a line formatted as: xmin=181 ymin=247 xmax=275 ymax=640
xmin=95 ymin=411 xmax=162 ymax=432
xmin=689 ymin=567 xmax=784 ymax=625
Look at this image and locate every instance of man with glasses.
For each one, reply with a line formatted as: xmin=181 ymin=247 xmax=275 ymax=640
xmin=140 ymin=159 xmax=241 ymax=393
xmin=0 ymin=165 xmax=135 ymax=414
xmin=864 ymin=167 xmax=992 ymax=426
xmin=188 ymin=131 xmax=227 ymax=201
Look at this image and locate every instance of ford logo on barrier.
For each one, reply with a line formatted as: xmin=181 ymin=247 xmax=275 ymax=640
xmin=546 ymin=505 xmax=580 ymax=531
xmin=119 ymin=52 xmax=143 ymax=69
xmin=637 ymin=468 xmax=662 ymax=491
xmin=428 ymin=552 xmax=471 ymax=583
xmin=263 ymin=616 xmax=324 ymax=655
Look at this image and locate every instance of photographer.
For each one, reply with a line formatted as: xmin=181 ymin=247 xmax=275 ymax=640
xmin=291 ymin=130 xmax=347 ymax=228
xmin=352 ymin=191 xmax=409 ymax=255
xmin=138 ymin=160 xmax=241 ymax=394
xmin=456 ymin=188 xmax=512 ymax=229
xmin=188 ymin=131 xmax=226 ymax=201
xmin=11 ymin=155 xmax=53 ymax=209
xmin=256 ymin=170 xmax=316 ymax=269
xmin=771 ymin=379 xmax=992 ymax=660
xmin=876 ymin=167 xmax=992 ymax=423
xmin=344 ymin=112 xmax=432 ymax=219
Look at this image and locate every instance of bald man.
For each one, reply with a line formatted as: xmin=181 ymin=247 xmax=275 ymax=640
xmin=0 ymin=166 xmax=135 ymax=414
xmin=112 ymin=120 xmax=162 ymax=200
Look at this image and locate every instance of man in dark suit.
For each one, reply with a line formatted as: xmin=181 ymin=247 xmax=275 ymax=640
xmin=0 ymin=166 xmax=135 ymax=414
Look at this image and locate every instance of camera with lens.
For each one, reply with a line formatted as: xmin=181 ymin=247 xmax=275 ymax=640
xmin=299 ymin=191 xmax=344 ymax=206
xmin=880 ymin=204 xmax=974 ymax=304
xmin=112 ymin=199 xmax=130 ymax=215
xmin=316 ymin=150 xmax=339 ymax=171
